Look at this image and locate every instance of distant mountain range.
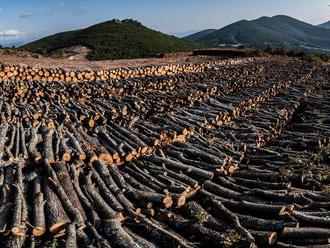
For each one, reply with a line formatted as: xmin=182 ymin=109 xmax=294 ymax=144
xmin=185 ymin=15 xmax=330 ymax=50
xmin=319 ymin=21 xmax=330 ymax=29
xmin=22 ymin=19 xmax=199 ymax=60
xmin=169 ymin=30 xmax=205 ymax=38
xmin=184 ymin=29 xmax=217 ymax=41
xmin=21 ymin=16 xmax=330 ymax=61
xmin=1 ymin=39 xmax=35 ymax=48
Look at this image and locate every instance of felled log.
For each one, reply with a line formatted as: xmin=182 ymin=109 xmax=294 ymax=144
xmin=65 ymin=224 xmax=77 ymax=248
xmin=41 ymin=127 xmax=55 ymax=164
xmin=0 ymin=120 xmax=9 ymax=162
xmin=11 ymin=163 xmax=26 ymax=236
xmin=28 ymin=123 xmax=42 ymax=161
xmin=53 ymin=162 xmax=86 ymax=220
xmin=280 ymin=227 xmax=330 ymax=239
xmin=44 ymin=180 xmax=70 ymax=233
xmin=43 ymin=161 xmax=85 ymax=229
xmin=0 ymin=166 xmax=14 ymax=232
xmin=32 ymin=176 xmax=46 ymax=237
xmin=84 ymin=172 xmax=124 ymax=220
xmin=210 ymin=199 xmax=256 ymax=246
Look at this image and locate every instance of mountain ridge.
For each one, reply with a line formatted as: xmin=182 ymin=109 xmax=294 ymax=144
xmin=22 ymin=19 xmax=200 ymax=61
xmin=319 ymin=21 xmax=330 ymax=29
xmin=185 ymin=15 xmax=330 ymax=49
xmin=184 ymin=29 xmax=217 ymax=41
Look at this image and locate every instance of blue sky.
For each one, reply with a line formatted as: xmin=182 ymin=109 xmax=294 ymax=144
xmin=0 ymin=0 xmax=329 ymax=45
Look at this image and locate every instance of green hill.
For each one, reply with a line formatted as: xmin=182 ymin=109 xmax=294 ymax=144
xmin=22 ymin=19 xmax=200 ymax=60
xmin=185 ymin=15 xmax=330 ymax=49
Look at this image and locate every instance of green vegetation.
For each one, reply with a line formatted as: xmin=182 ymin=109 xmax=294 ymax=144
xmin=185 ymin=15 xmax=330 ymax=50
xmin=22 ymin=19 xmax=200 ymax=60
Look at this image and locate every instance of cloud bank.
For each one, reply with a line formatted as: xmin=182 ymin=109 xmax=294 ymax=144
xmin=0 ymin=30 xmax=24 ymax=40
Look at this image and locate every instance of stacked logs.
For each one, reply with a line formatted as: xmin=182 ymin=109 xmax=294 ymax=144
xmin=0 ymin=57 xmax=329 ymax=248
xmin=0 ymin=57 xmax=256 ymax=83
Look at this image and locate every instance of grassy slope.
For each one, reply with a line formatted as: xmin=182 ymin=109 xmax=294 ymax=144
xmin=22 ymin=19 xmax=200 ymax=60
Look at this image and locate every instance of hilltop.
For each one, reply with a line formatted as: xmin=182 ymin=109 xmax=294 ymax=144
xmin=22 ymin=19 xmax=200 ymax=60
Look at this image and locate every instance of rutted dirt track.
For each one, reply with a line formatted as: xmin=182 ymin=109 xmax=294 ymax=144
xmin=0 ymin=57 xmax=329 ymax=248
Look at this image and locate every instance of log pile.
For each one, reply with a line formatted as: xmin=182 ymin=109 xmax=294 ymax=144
xmin=0 ymin=57 xmax=329 ymax=248
xmin=0 ymin=57 xmax=256 ymax=83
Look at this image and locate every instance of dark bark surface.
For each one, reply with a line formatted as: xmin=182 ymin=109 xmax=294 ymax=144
xmin=0 ymin=58 xmax=328 ymax=247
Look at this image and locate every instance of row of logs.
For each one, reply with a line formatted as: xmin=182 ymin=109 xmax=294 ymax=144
xmin=0 ymin=57 xmax=256 ymax=83
xmin=0 ymin=57 xmax=328 ymax=247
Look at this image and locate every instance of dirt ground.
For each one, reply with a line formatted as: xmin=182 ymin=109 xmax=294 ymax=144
xmin=0 ymin=49 xmax=223 ymax=70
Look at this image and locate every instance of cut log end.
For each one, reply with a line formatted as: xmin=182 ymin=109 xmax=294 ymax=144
xmin=49 ymin=222 xmax=68 ymax=233
xmin=116 ymin=213 xmax=126 ymax=222
xmin=125 ymin=153 xmax=134 ymax=162
xmin=33 ymin=227 xmax=46 ymax=237
xmin=99 ymin=153 xmax=113 ymax=165
xmin=11 ymin=227 xmax=21 ymax=236
xmin=62 ymin=153 xmax=71 ymax=162
xmin=268 ymin=232 xmax=278 ymax=245
xmin=78 ymin=153 xmax=87 ymax=161
xmin=112 ymin=152 xmax=120 ymax=160
xmin=228 ymin=165 xmax=236 ymax=175
xmin=177 ymin=195 xmax=186 ymax=207
xmin=163 ymin=195 xmax=173 ymax=208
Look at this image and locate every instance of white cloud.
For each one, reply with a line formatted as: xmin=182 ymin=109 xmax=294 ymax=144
xmin=19 ymin=12 xmax=34 ymax=18
xmin=0 ymin=30 xmax=24 ymax=40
